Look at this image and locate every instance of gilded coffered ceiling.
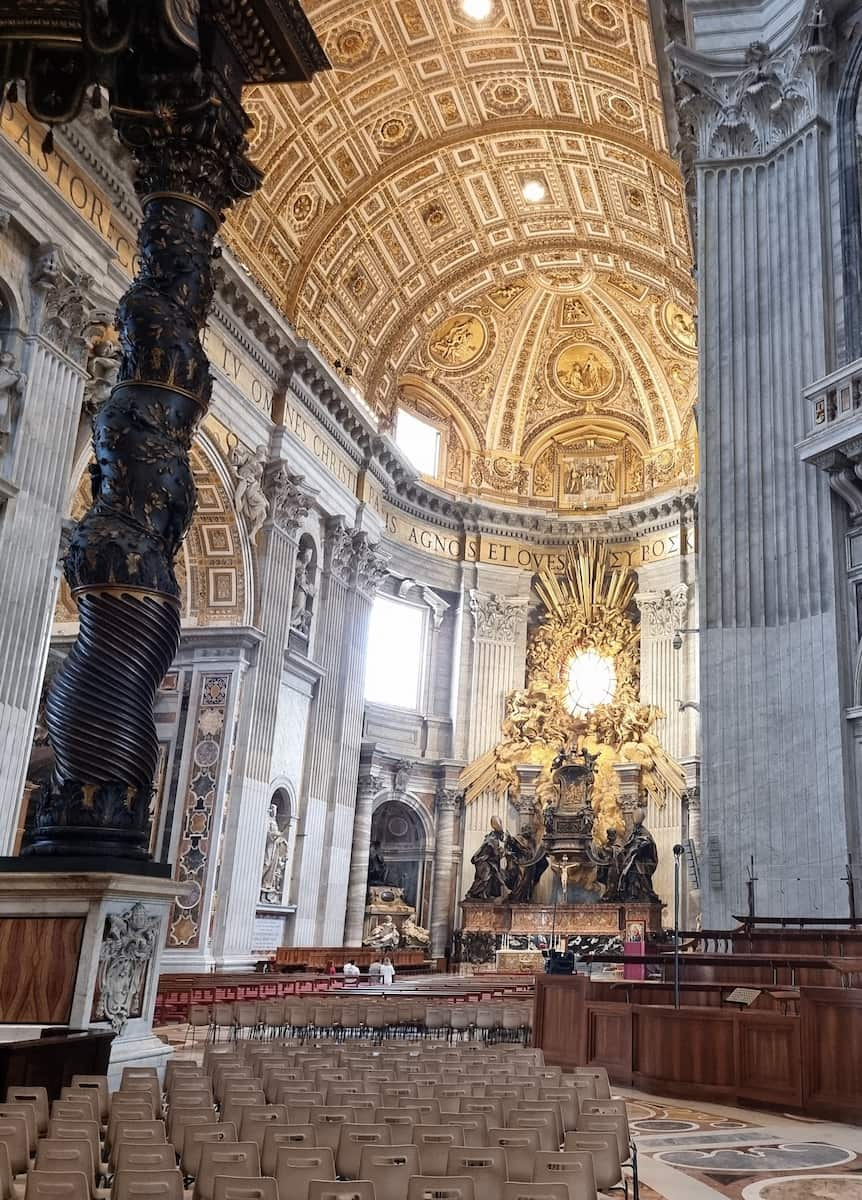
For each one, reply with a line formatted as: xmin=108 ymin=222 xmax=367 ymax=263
xmin=226 ymin=0 xmax=697 ymax=510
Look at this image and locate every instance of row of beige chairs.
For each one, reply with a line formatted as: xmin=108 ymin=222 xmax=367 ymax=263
xmin=186 ymin=1003 xmax=533 ymax=1046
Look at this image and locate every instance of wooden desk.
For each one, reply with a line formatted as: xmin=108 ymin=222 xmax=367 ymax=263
xmin=533 ymin=974 xmax=862 ymax=1122
xmin=0 ymin=1029 xmax=113 ymax=1098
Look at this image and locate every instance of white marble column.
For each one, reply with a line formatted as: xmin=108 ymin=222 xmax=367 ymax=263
xmin=672 ymin=21 xmax=847 ymax=921
xmin=0 ymin=246 xmax=94 ymax=851
xmin=429 ymin=785 xmax=462 ymax=959
xmin=343 ymin=750 xmax=379 ymax=947
xmin=210 ymin=457 xmax=311 ymax=968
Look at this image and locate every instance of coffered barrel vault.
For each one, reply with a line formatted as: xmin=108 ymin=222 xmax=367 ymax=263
xmin=227 ymin=0 xmax=697 ymax=510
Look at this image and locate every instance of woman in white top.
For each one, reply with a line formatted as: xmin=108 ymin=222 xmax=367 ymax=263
xmin=379 ymin=956 xmax=396 ymax=986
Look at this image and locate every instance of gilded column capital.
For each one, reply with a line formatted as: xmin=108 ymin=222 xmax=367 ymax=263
xmin=468 ymin=588 xmax=527 ymax=641
xmin=671 ymin=5 xmax=833 ymax=162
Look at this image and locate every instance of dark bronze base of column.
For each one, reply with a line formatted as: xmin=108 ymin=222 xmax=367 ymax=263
xmin=21 ymin=779 xmax=155 ymax=863
xmin=0 ymin=854 xmax=171 ymax=878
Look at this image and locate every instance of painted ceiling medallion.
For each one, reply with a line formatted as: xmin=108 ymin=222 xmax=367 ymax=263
xmin=555 ymin=343 xmax=616 ymax=399
xmin=662 ymin=302 xmax=697 ymax=351
xmin=428 ymin=313 xmax=487 ymax=368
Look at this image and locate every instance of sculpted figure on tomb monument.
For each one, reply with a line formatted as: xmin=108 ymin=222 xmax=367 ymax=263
xmin=464 ymin=815 xmax=508 ymax=902
xmin=617 ymin=808 xmax=660 ymax=903
xmin=367 ymin=839 xmax=388 ymax=886
xmin=402 ymin=911 xmax=430 ymax=947
xmin=594 ymin=827 xmax=624 ymax=901
xmin=364 ymin=913 xmax=400 ymax=950
xmin=505 ymin=820 xmax=547 ymax=903
xmin=0 ymin=350 xmax=26 ymax=454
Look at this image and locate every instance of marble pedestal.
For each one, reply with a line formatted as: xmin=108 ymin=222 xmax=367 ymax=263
xmin=0 ymin=871 xmax=185 ymax=1087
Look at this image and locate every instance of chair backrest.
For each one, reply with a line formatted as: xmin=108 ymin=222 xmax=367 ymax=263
xmin=459 ymin=1101 xmax=502 ymax=1126
xmin=222 ymin=1098 xmax=265 ymax=1131
xmin=114 ymin=1145 xmax=177 ymax=1174
xmin=335 ymin=1125 xmax=392 ymax=1181
xmin=571 ymin=1070 xmax=610 ymax=1101
xmin=406 ymin=1176 xmax=475 ymax=1200
xmin=505 ymin=1112 xmax=557 ymax=1153
xmin=532 ymin=1152 xmax=597 ymax=1200
xmin=537 ymin=1091 xmax=578 ymax=1133
xmin=442 ymin=1115 xmax=488 ymax=1148
xmin=372 ymin=1110 xmax=415 ymax=1145
xmin=238 ymin=1108 xmax=289 ymax=1149
xmin=69 ymin=1078 xmax=109 ymax=1123
xmin=194 ymin=1141 xmax=261 ymax=1200
xmin=260 ymin=1127 xmax=316 ymax=1177
xmin=46 ymin=1121 xmax=101 ymax=1178
xmin=0 ymin=1103 xmax=38 ymax=1153
xmin=51 ymin=1103 xmax=97 ymax=1126
xmin=0 ymin=1114 xmax=33 ymax=1175
xmin=485 ymin=1128 xmax=538 ymax=1184
xmin=7 ymin=1087 xmax=48 ymax=1136
xmin=273 ymin=1146 xmax=335 ymax=1200
xmin=404 ymin=1101 xmax=441 ymax=1126
xmin=574 ymin=1115 xmax=628 ymax=1163
xmin=34 ymin=1139 xmax=96 ymax=1197
xmin=501 ymin=1185 xmax=569 ymax=1200
xmin=111 ymin=1170 xmax=184 ymax=1200
xmin=358 ymin=1146 xmax=419 ymax=1200
xmin=444 ymin=1148 xmax=506 ymax=1200
xmin=59 ymin=1092 xmax=99 ymax=1125
xmin=168 ymin=1086 xmax=213 ymax=1110
xmin=108 ymin=1122 xmax=167 ymax=1172
xmin=562 ymin=1133 xmax=622 ymax=1191
xmin=25 ymin=1171 xmax=89 ymax=1200
xmin=212 ymin=1180 xmax=278 ymax=1200
xmin=181 ymin=1122 xmax=238 ymax=1180
xmin=509 ymin=1103 xmax=562 ymax=1147
xmin=167 ymin=1109 xmax=217 ymax=1155
xmin=117 ymin=1081 xmax=161 ymax=1117
xmin=307 ymin=1183 xmax=375 ymax=1200
xmin=411 ymin=1127 xmax=465 ymax=1176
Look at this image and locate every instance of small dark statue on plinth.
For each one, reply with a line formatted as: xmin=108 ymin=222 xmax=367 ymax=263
xmin=616 ymin=808 xmax=660 ymax=903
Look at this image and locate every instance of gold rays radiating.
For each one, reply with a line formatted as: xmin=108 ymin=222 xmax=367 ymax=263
xmin=534 ymin=540 xmax=637 ymax=629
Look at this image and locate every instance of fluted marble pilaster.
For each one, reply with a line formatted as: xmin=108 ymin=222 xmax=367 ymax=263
xmin=635 ymin=584 xmax=695 ymax=763
xmin=210 ymin=461 xmax=310 ymax=967
xmin=429 ymin=786 xmax=462 ymax=959
xmin=343 ymin=756 xmax=378 ymax=946
xmin=0 ymin=253 xmax=92 ymax=851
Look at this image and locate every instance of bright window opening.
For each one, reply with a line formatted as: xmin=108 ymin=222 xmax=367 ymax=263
xmin=395 ymin=407 xmax=440 ymax=477
xmin=564 ymin=649 xmax=616 ymax=717
xmin=365 ymin=595 xmax=426 ymax=710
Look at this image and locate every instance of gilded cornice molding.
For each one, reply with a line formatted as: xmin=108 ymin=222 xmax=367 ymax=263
xmin=670 ymin=1 xmax=834 ymax=162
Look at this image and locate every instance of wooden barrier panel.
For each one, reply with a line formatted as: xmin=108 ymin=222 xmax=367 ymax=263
xmin=0 ymin=917 xmax=85 ymax=1023
xmin=533 ymin=974 xmax=851 ymax=1119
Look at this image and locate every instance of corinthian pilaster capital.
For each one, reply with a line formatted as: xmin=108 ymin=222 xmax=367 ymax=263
xmin=352 ymin=531 xmax=390 ymax=596
xmin=469 ymin=589 xmax=527 ymax=641
xmin=29 ymin=243 xmax=97 ymax=364
xmin=435 ymin=786 xmax=463 ymax=816
xmin=264 ymin=460 xmax=313 ymax=536
xmin=635 ymin=584 xmax=689 ymax=637
xmin=671 ymin=4 xmax=833 ymax=162
xmin=324 ymin=517 xmax=355 ymax=582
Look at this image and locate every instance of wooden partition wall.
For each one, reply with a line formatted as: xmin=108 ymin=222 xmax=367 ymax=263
xmin=533 ymin=974 xmax=862 ymax=1123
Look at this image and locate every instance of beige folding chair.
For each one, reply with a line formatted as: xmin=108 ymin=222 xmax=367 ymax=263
xmin=0 ymin=1114 xmax=32 ymax=1176
xmin=406 ymin=1176 xmax=474 ymax=1200
xmin=273 ymin=1147 xmax=334 ymax=1200
xmin=108 ymin=1123 xmax=167 ymax=1173
xmin=358 ymin=1146 xmax=419 ymax=1200
xmin=238 ymin=1108 xmax=288 ymax=1149
xmin=510 ymin=1103 xmax=562 ymax=1148
xmin=0 ymin=1142 xmax=14 ymax=1200
xmin=532 ymin=1151 xmax=597 ymax=1200
xmin=308 ymin=1110 xmax=356 ymax=1157
xmin=193 ymin=1142 xmax=260 ymax=1200
xmin=486 ymin=1128 xmax=538 ymax=1184
xmin=60 ymin=1093 xmax=100 ymax=1125
xmin=34 ymin=1140 xmax=97 ymax=1199
xmin=167 ymin=1109 xmax=217 ymax=1156
xmin=572 ymin=1070 xmax=611 ymax=1101
xmin=51 ymin=1104 xmax=97 ymax=1126
xmin=404 ymin=1101 xmax=441 ymax=1127
xmin=114 ymin=1146 xmax=177 ymax=1175
xmin=307 ymin=1184 xmax=375 ymax=1200
xmin=563 ymin=1132 xmax=624 ymax=1193
xmin=181 ymin=1123 xmax=238 ymax=1181
xmin=111 ymin=1170 xmax=184 ymax=1200
xmin=69 ymin=1078 xmax=109 ymax=1124
xmin=260 ymin=1128 xmax=316 ymax=1177
xmin=574 ymin=1114 xmax=628 ymax=1164
xmin=117 ymin=1082 xmax=161 ymax=1119
xmin=505 ymin=1112 xmax=557 ymax=1153
xmin=165 ymin=1060 xmax=204 ymax=1090
xmin=459 ymin=1101 xmax=502 ymax=1128
xmin=502 ymin=1186 xmax=568 ymax=1200
xmin=167 ymin=1085 xmax=213 ymax=1111
xmin=335 ymin=1126 xmax=391 ymax=1181
xmin=221 ymin=1098 xmax=264 ymax=1132
xmin=411 ymin=1127 xmax=464 ymax=1175
xmin=7 ymin=1088 xmax=48 ymax=1137
xmin=46 ymin=1120 xmax=103 ymax=1180
xmin=538 ymin=1090 xmax=578 ymax=1134
xmin=0 ymin=1103 xmax=38 ymax=1155
xmin=25 ymin=1171 xmax=89 ymax=1200
xmin=372 ymin=1110 xmax=415 ymax=1146
xmin=212 ymin=1180 xmax=277 ymax=1200
xmin=443 ymin=1115 xmax=488 ymax=1148
xmin=445 ymin=1148 xmax=505 ymax=1200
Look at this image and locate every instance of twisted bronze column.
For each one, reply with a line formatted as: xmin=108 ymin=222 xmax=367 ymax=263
xmin=9 ymin=4 xmax=328 ymax=865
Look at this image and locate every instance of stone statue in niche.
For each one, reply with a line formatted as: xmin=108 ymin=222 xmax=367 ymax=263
xmin=402 ymin=911 xmax=430 ymax=948
xmin=260 ymin=803 xmax=290 ymax=904
xmin=0 ymin=350 xmax=26 ymax=455
xmin=91 ymin=902 xmax=160 ymax=1034
xmin=83 ymin=333 xmax=120 ymax=417
xmin=617 ymin=808 xmax=660 ymax=903
xmin=231 ymin=442 xmax=269 ymax=544
xmin=464 ymin=815 xmax=508 ymax=902
xmin=290 ymin=544 xmax=316 ymax=634
xmin=363 ymin=913 xmax=400 ymax=950
xmin=367 ymin=839 xmax=388 ymax=887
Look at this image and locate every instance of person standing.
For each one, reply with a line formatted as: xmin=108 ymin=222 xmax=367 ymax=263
xmin=343 ymin=959 xmax=361 ymax=980
xmin=380 ymin=956 xmax=396 ymax=986
xmin=368 ymin=957 xmax=382 ymax=981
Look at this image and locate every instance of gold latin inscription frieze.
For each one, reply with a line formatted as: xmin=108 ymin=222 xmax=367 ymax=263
xmin=282 ymin=394 xmax=359 ymax=495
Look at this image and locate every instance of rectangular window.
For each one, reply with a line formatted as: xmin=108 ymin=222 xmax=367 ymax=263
xmin=364 ymin=594 xmax=426 ymax=710
xmin=395 ymin=407 xmax=440 ymax=477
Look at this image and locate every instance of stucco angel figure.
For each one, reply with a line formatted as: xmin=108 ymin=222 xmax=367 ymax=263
xmin=364 ymin=914 xmax=401 ymax=950
xmin=402 ymin=912 xmax=430 ymax=948
xmin=83 ymin=337 xmax=120 ymax=416
xmin=231 ymin=442 xmax=269 ymax=544
xmin=0 ymin=350 xmax=26 ymax=453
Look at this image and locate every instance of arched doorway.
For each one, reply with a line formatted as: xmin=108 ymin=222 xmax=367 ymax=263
xmin=371 ymin=798 xmax=428 ymax=921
